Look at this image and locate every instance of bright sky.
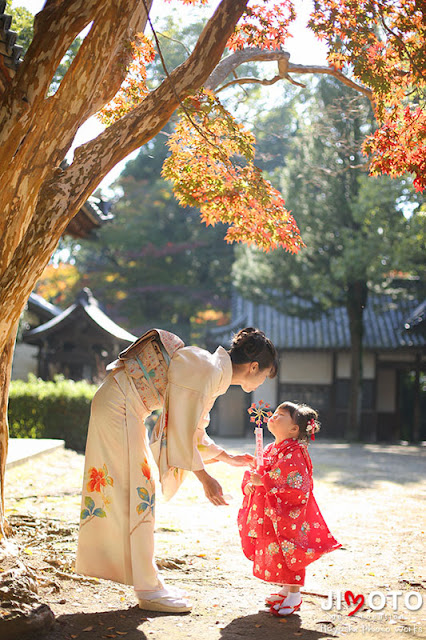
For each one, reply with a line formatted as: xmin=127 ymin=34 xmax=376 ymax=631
xmin=11 ymin=0 xmax=328 ymax=195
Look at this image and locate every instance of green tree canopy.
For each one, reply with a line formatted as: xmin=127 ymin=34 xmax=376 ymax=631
xmin=233 ymin=77 xmax=424 ymax=438
xmin=71 ymin=128 xmax=234 ymax=343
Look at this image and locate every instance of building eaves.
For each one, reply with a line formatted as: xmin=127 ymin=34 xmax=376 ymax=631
xmin=24 ymin=290 xmax=136 ymax=344
xmin=207 ymin=293 xmax=425 ymax=351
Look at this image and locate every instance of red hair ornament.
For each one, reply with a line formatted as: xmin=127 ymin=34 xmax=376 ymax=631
xmin=306 ymin=418 xmax=319 ymax=441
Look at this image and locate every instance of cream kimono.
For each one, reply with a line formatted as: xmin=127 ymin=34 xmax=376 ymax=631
xmin=75 ymin=330 xmax=232 ymax=591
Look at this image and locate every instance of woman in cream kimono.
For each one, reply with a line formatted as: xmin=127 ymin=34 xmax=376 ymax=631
xmin=76 ymin=327 xmax=278 ymax=612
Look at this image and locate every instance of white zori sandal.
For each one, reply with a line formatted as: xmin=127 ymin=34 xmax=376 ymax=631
xmin=265 ymin=592 xmax=287 ymax=606
xmin=137 ymin=587 xmax=192 ymax=613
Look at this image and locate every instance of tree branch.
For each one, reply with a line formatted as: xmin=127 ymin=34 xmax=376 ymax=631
xmin=63 ymin=0 xmax=250 ymax=211
xmin=205 ymin=47 xmax=373 ymax=103
xmin=0 ymin=0 xmax=101 ymax=145
xmin=205 ymin=47 xmax=290 ymax=90
xmin=0 ymin=0 xmax=250 ymax=352
xmin=286 ymin=64 xmax=373 ymax=101
xmin=0 ymin=0 xmax=151 ymax=270
xmin=216 ymin=72 xmax=306 ymax=93
xmin=53 ymin=0 xmax=152 ymax=127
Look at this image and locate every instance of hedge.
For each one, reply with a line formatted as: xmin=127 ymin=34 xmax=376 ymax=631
xmin=8 ymin=375 xmax=98 ymax=451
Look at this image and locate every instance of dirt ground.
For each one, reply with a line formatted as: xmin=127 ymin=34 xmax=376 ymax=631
xmin=3 ymin=438 xmax=426 ymax=640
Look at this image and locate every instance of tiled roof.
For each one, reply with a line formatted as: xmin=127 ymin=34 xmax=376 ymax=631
xmin=24 ymin=289 xmax=136 ymax=344
xmin=28 ymin=292 xmax=62 ymax=320
xmin=65 ymin=198 xmax=114 ymax=239
xmin=404 ymin=300 xmax=426 ymax=331
xmin=0 ymin=2 xmax=23 ymax=79
xmin=208 ymin=293 xmax=426 ymax=351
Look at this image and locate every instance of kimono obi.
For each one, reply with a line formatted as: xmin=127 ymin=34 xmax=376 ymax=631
xmin=122 ymin=337 xmax=170 ymax=412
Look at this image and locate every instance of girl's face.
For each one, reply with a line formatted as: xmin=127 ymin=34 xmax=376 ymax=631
xmin=267 ymin=406 xmax=299 ymax=442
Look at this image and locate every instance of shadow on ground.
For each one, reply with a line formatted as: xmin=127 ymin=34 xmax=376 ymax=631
xmin=218 ymin=438 xmax=426 ymax=488
xmin=46 ymin=606 xmax=153 ymax=639
xmin=220 ymin=611 xmax=337 ymax=639
xmin=309 ymin=443 xmax=426 ymax=488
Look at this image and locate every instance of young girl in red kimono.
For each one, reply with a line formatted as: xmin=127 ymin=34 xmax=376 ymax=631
xmin=238 ymin=401 xmax=341 ymax=617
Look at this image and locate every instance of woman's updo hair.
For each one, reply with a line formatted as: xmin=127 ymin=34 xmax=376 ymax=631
xmin=228 ymin=327 xmax=278 ymax=377
xmin=278 ymin=401 xmax=320 ymax=442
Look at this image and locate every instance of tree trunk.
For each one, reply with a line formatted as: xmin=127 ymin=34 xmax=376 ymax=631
xmin=0 ymin=325 xmax=18 ymax=538
xmin=0 ymin=0 xmax=250 ymax=537
xmin=346 ymin=281 xmax=368 ymax=441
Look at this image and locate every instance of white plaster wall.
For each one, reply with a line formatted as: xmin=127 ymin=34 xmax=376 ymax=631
xmin=213 ymin=386 xmax=247 ymax=437
xmin=279 ymin=352 xmax=333 ymax=384
xmin=252 ymin=375 xmax=278 ymax=409
xmin=337 ymin=352 xmax=376 ymax=379
xmin=11 ymin=344 xmax=38 ymax=380
xmin=378 ymin=352 xmax=417 ymax=363
xmin=376 ymin=369 xmax=396 ymax=412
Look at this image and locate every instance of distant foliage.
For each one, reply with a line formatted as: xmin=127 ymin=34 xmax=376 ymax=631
xmin=8 ymin=375 xmax=97 ymax=451
xmin=162 ymin=91 xmax=305 ymax=253
xmin=310 ymin=0 xmax=426 ymax=191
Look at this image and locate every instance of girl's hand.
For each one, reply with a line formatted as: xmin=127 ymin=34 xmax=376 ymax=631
xmin=244 ymin=482 xmax=255 ymax=495
xmin=249 ymin=471 xmax=262 ymax=486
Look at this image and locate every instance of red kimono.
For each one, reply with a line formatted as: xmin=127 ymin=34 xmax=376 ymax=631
xmin=238 ymin=438 xmax=340 ymax=586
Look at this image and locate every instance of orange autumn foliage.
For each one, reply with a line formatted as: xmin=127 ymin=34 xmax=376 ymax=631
xmin=35 ymin=262 xmax=81 ymax=306
xmin=309 ymin=0 xmax=425 ymax=191
xmin=99 ymin=0 xmax=424 ymax=256
xmin=162 ymin=91 xmax=304 ymax=253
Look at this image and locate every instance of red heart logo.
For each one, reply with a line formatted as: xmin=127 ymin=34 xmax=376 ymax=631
xmin=344 ymin=590 xmax=365 ymax=616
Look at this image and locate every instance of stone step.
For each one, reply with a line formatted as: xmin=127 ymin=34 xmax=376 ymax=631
xmin=6 ymin=438 xmax=65 ymax=469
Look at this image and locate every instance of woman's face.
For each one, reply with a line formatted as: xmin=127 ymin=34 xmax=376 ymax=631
xmin=238 ymin=362 xmax=273 ymax=393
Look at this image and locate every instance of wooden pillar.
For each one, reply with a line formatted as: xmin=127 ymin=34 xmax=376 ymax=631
xmin=371 ymin=353 xmax=378 ymax=443
xmin=329 ymin=351 xmax=337 ymax=433
xmin=412 ymin=353 xmax=421 ymax=443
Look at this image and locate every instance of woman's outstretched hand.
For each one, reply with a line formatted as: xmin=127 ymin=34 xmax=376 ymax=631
xmin=217 ymin=452 xmax=254 ymax=467
xmin=194 ymin=469 xmax=228 ymax=506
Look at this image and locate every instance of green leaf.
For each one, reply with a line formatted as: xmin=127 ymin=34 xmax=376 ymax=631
xmin=93 ymin=508 xmax=106 ymax=518
xmin=81 ymin=509 xmax=90 ymax=520
xmin=85 ymin=496 xmax=95 ymax=512
xmin=136 ymin=502 xmax=149 ymax=514
xmin=137 ymin=487 xmax=149 ymax=501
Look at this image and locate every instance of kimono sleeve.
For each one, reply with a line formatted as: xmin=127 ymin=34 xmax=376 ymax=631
xmin=241 ymin=469 xmax=252 ymax=494
xmin=165 ymin=348 xmax=223 ymax=472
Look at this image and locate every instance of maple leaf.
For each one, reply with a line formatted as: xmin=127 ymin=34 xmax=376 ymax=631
xmin=162 ymin=90 xmax=305 ymax=253
xmin=309 ymin=0 xmax=425 ymax=190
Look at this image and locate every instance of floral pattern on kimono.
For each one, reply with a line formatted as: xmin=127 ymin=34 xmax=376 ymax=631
xmin=238 ymin=438 xmax=340 ymax=585
xmin=122 ymin=334 xmax=177 ymax=412
xmin=80 ymin=463 xmax=114 ymax=526
xmin=130 ymin=457 xmax=156 ymax=535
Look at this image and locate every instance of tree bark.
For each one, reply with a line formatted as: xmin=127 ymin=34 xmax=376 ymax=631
xmin=0 ymin=0 xmax=250 ymax=535
xmin=346 ymin=281 xmax=368 ymax=441
xmin=0 ymin=325 xmax=18 ymax=538
xmin=205 ymin=47 xmax=373 ymax=100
